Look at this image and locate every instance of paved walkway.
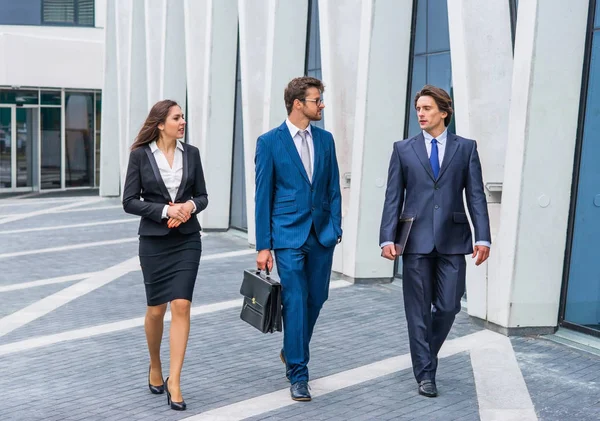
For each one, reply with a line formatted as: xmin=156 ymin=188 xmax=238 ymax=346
xmin=0 ymin=194 xmax=599 ymax=420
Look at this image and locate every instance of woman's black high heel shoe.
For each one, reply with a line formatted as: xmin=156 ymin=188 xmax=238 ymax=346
xmin=148 ymin=365 xmax=165 ymax=394
xmin=165 ymin=377 xmax=187 ymax=411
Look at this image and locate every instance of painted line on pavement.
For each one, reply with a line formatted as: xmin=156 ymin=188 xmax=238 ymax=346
xmin=0 ymin=257 xmax=140 ymax=338
xmin=0 ymin=197 xmax=79 ymax=207
xmin=182 ymin=330 xmax=537 ymax=421
xmin=1 ymin=204 xmax=123 ymax=217
xmin=0 ymin=197 xmax=105 ymax=224
xmin=0 ymin=237 xmax=139 ymax=259
xmin=0 ymin=280 xmax=351 ymax=356
xmin=0 ymin=218 xmax=138 ymax=235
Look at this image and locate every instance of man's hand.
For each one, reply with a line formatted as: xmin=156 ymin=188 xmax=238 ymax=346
xmin=381 ymin=244 xmax=397 ymax=261
xmin=256 ymin=249 xmax=273 ymax=272
xmin=472 ymin=245 xmax=490 ymax=266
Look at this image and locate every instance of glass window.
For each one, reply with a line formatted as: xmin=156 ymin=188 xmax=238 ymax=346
xmin=405 ymin=0 xmax=453 ymax=138
xmin=65 ymin=92 xmax=94 ymax=187
xmin=40 ymin=107 xmax=62 ymax=189
xmin=305 ymin=0 xmax=324 ymax=129
xmin=16 ymin=108 xmax=38 ymax=188
xmin=0 ymin=90 xmax=39 ymax=105
xmin=42 ymin=0 xmax=94 ymax=27
xmin=41 ymin=91 xmax=62 ymax=105
xmin=95 ymin=92 xmax=101 ymax=187
xmin=564 ymin=29 xmax=600 ymax=331
xmin=0 ymin=0 xmax=42 ymax=25
xmin=0 ymin=108 xmax=12 ymax=188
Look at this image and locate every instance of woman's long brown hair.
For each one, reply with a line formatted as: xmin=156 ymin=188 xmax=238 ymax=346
xmin=130 ymin=99 xmax=179 ymax=151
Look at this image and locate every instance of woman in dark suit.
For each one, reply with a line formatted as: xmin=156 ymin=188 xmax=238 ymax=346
xmin=123 ymin=99 xmax=208 ymax=411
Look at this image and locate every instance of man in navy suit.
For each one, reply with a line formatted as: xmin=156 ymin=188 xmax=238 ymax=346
xmin=255 ymin=76 xmax=342 ymax=401
xmin=379 ymin=85 xmax=491 ymax=398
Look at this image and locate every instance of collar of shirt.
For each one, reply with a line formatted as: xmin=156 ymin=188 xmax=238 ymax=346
xmin=286 ymin=118 xmax=313 ymax=139
xmin=422 ymin=129 xmax=447 ymax=146
xmin=149 ymin=140 xmax=184 ymax=153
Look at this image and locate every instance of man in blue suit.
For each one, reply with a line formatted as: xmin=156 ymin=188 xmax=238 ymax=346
xmin=379 ymin=85 xmax=491 ymax=398
xmin=255 ymin=76 xmax=342 ymax=401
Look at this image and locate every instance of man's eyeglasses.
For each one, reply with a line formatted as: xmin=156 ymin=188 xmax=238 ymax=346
xmin=302 ymin=98 xmax=323 ymax=106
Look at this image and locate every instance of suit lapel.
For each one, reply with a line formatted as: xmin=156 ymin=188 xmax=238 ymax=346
xmin=278 ymin=123 xmax=311 ymax=185
xmin=311 ymin=125 xmax=321 ymax=183
xmin=411 ymin=133 xmax=435 ymax=181
xmin=143 ymin=145 xmax=172 ymax=202
xmin=437 ymin=133 xmax=459 ymax=180
xmin=174 ymin=143 xmax=188 ymax=203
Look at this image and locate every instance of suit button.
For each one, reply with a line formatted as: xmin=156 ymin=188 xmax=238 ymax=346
xmin=434 ymin=185 xmax=440 ymax=190
xmin=311 ymin=207 xmax=315 ymax=211
xmin=434 ymin=205 xmax=439 ymax=209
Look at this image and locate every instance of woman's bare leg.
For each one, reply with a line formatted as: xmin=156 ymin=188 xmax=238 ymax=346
xmin=145 ymin=303 xmax=168 ymax=385
xmin=168 ymin=299 xmax=191 ymax=402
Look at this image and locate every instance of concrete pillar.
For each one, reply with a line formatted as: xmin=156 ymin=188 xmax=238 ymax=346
xmin=99 ymin=0 xmax=120 ymax=196
xmin=239 ymin=0 xmax=308 ymax=245
xmin=163 ymin=0 xmax=187 ymax=107
xmin=447 ymin=0 xmax=513 ymax=319
xmin=489 ymin=0 xmax=589 ymax=333
xmin=319 ymin=0 xmax=362 ymax=273
xmin=184 ymin=0 xmax=238 ymax=229
xmin=343 ymin=0 xmax=413 ymax=281
xmin=144 ymin=0 xmax=166 ymax=107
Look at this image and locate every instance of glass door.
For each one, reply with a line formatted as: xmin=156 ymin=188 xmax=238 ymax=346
xmin=0 ymin=105 xmax=13 ymax=189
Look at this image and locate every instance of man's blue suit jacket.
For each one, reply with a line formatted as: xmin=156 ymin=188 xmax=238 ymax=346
xmin=255 ymin=121 xmax=343 ymax=251
xmin=379 ymin=132 xmax=491 ymax=255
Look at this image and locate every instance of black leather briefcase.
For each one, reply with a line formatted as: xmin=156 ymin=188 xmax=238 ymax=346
xmin=239 ymin=269 xmax=282 ymax=334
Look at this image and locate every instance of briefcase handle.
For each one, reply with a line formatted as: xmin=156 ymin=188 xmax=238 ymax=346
xmin=255 ymin=267 xmax=271 ymax=279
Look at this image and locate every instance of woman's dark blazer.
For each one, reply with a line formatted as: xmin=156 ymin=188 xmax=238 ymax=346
xmin=122 ymin=142 xmax=208 ymax=236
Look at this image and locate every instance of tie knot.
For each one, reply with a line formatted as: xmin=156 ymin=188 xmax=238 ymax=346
xmin=431 ymin=138 xmax=438 ymax=144
xmin=299 ymin=130 xmax=308 ymax=140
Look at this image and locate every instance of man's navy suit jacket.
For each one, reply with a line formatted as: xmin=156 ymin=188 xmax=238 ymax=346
xmin=379 ymin=132 xmax=491 ymax=255
xmin=254 ymin=121 xmax=342 ymax=251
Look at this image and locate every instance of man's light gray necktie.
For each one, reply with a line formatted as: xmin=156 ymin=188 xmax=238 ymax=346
xmin=298 ymin=130 xmax=312 ymax=182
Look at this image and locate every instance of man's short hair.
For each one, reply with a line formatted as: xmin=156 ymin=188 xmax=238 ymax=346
xmin=284 ymin=76 xmax=325 ymax=115
xmin=414 ymin=85 xmax=453 ymax=127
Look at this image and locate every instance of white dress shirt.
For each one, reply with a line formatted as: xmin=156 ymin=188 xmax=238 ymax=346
xmin=380 ymin=129 xmax=490 ymax=249
xmin=149 ymin=140 xmax=196 ymax=219
xmin=286 ymin=118 xmax=314 ymax=178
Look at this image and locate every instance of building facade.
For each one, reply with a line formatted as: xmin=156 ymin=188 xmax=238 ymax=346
xmin=2 ymin=0 xmax=599 ymax=339
xmin=0 ymin=0 xmax=104 ymax=193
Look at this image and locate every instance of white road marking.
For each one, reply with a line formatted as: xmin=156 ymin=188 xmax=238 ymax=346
xmin=0 ymin=272 xmax=99 ymax=292
xmin=1 ymin=204 xmax=123 ymax=217
xmin=0 ymin=197 xmax=79 ymax=207
xmin=0 ymin=218 xmax=138 ymax=235
xmin=0 ymin=257 xmax=139 ymax=338
xmin=0 ymin=280 xmax=351 ymax=356
xmin=0 ymin=197 xmax=105 ymax=224
xmin=0 ymin=237 xmax=139 ymax=259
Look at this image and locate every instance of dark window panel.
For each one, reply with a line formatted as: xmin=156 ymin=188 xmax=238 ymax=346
xmin=0 ymin=89 xmax=39 ymax=105
xmin=0 ymin=0 xmax=42 ymax=25
xmin=65 ymin=92 xmax=94 ymax=187
xmin=426 ymin=0 xmax=450 ymax=53
xmin=40 ymin=107 xmax=62 ymax=189
xmin=413 ymin=0 xmax=427 ymax=55
xmin=41 ymin=91 xmax=62 ymax=105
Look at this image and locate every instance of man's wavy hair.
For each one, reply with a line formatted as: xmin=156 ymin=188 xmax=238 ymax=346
xmin=414 ymin=85 xmax=453 ymax=127
xmin=284 ymin=76 xmax=325 ymax=115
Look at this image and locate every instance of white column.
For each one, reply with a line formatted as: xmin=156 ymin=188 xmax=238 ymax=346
xmin=447 ymin=0 xmax=513 ymax=318
xmin=489 ymin=0 xmax=588 ymax=331
xmin=318 ymin=0 xmax=361 ymax=273
xmin=239 ymin=0 xmax=308 ymax=246
xmin=144 ymin=0 xmax=166 ymax=107
xmin=163 ymin=0 xmax=187 ymax=107
xmin=185 ymin=0 xmax=238 ymax=229
xmin=342 ymin=0 xmax=413 ymax=281
xmin=100 ymin=0 xmax=120 ymax=196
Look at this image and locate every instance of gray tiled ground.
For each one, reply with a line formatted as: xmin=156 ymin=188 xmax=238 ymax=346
xmin=2 ymin=194 xmax=600 ymax=420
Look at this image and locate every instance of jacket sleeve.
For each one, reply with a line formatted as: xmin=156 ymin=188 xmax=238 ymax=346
xmin=254 ymin=136 xmax=274 ymax=251
xmin=122 ymin=149 xmax=164 ymax=223
xmin=190 ymin=148 xmax=208 ymax=214
xmin=328 ymin=135 xmax=343 ymax=238
xmin=465 ymin=141 xmax=491 ymax=243
xmin=379 ymin=143 xmax=405 ymax=245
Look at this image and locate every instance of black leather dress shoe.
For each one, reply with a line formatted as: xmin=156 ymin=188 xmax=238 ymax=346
xmin=290 ymin=381 xmax=311 ymax=401
xmin=418 ymin=380 xmax=438 ymax=397
xmin=280 ymin=349 xmax=291 ymax=381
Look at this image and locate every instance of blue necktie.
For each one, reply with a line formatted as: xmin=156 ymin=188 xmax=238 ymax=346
xmin=430 ymin=138 xmax=440 ymax=179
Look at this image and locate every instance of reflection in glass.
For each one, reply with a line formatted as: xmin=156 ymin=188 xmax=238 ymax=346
xmin=305 ymin=0 xmax=324 ymax=129
xmin=16 ymin=108 xmax=38 ymax=188
xmin=0 ymin=108 xmax=11 ymax=188
xmin=0 ymin=89 xmax=38 ymax=105
xmin=65 ymin=92 xmax=94 ymax=187
xmin=95 ymin=92 xmax=102 ymax=187
xmin=41 ymin=107 xmax=62 ymax=189
xmin=41 ymin=91 xmax=62 ymax=105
